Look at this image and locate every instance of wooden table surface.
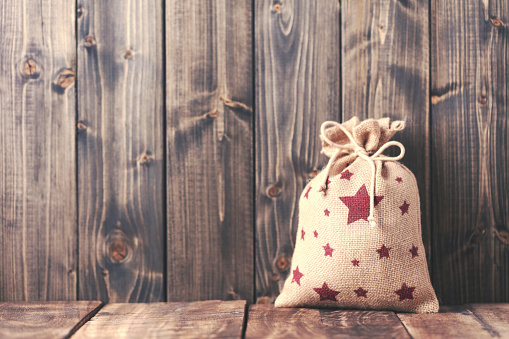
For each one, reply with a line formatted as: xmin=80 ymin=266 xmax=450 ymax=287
xmin=1 ymin=301 xmax=508 ymax=338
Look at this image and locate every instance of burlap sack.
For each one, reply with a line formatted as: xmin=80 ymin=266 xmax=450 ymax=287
xmin=275 ymin=117 xmax=439 ymax=313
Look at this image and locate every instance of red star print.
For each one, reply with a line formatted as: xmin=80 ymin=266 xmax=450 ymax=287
xmin=324 ymin=209 xmax=330 ymax=217
xmin=395 ymin=283 xmax=415 ymax=301
xmin=351 ymin=259 xmax=360 ymax=267
xmin=313 ymin=282 xmax=340 ymax=301
xmin=354 ymin=287 xmax=368 ymax=298
xmin=301 ymin=229 xmax=305 ymax=241
xmin=323 ymin=243 xmax=334 ymax=257
xmin=304 ymin=186 xmax=312 ymax=199
xmin=340 ymin=169 xmax=354 ymax=180
xmin=400 ymin=200 xmax=410 ymax=215
xmin=291 ymin=266 xmax=304 ymax=286
xmin=313 ymin=230 xmax=318 ymax=238
xmin=376 ymin=244 xmax=391 ymax=259
xmin=327 ymin=178 xmax=331 ymax=185
xmin=410 ymin=244 xmax=419 ymax=258
xmin=395 ymin=177 xmax=403 ymax=183
xmin=339 ymin=184 xmax=384 ymax=225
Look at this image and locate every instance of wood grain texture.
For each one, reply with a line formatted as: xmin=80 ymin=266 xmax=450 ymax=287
xmin=430 ymin=0 xmax=509 ymax=304
xmin=467 ymin=303 xmax=509 ymax=337
xmin=341 ymin=0 xmax=432 ymax=260
xmin=245 ymin=305 xmax=410 ymax=338
xmin=255 ymin=0 xmax=341 ymax=302
xmin=73 ymin=300 xmax=246 ymax=338
xmin=165 ymin=1 xmax=254 ymax=302
xmin=398 ymin=305 xmax=500 ymax=339
xmin=77 ymin=0 xmax=164 ymax=302
xmin=0 ymin=0 xmax=77 ymax=300
xmin=0 ymin=301 xmax=102 ymax=339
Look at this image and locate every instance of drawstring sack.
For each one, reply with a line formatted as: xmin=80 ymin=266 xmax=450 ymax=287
xmin=275 ymin=117 xmax=439 ymax=313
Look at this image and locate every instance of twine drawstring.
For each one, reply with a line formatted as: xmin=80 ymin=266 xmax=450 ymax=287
xmin=318 ymin=121 xmax=405 ymax=227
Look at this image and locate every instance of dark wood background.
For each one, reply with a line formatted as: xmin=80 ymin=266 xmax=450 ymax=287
xmin=0 ymin=0 xmax=507 ymax=305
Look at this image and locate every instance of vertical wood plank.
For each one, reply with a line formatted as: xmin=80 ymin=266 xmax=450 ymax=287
xmin=431 ymin=0 xmax=509 ymax=304
xmin=0 ymin=0 xmax=76 ymax=300
xmin=341 ymin=0 xmax=431 ymax=260
xmin=77 ymin=0 xmax=164 ymax=302
xmin=165 ymin=1 xmax=254 ymax=302
xmin=255 ymin=0 xmax=341 ymax=302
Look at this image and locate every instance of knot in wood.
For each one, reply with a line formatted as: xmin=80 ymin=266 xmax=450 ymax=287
xmin=137 ymin=152 xmax=153 ymax=165
xmin=490 ymin=18 xmax=502 ymax=27
xmin=22 ymin=59 xmax=40 ymax=78
xmin=109 ymin=240 xmax=128 ymax=262
xmin=54 ymin=69 xmax=76 ymax=89
xmin=84 ymin=35 xmax=96 ymax=48
xmin=77 ymin=121 xmax=87 ymax=130
xmin=124 ymin=50 xmax=134 ymax=60
xmin=273 ymin=3 xmax=281 ymax=12
xmin=276 ymin=256 xmax=289 ymax=271
xmin=266 ymin=184 xmax=281 ymax=198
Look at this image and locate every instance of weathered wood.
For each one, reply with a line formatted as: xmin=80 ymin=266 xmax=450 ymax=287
xmin=467 ymin=303 xmax=509 ymax=337
xmin=73 ymin=300 xmax=246 ymax=338
xmin=430 ymin=0 xmax=509 ymax=304
xmin=0 ymin=301 xmax=102 ymax=339
xmin=245 ymin=305 xmax=410 ymax=338
xmin=255 ymin=0 xmax=341 ymax=303
xmin=341 ymin=0 xmax=431 ymax=260
xmin=398 ymin=305 xmax=500 ymax=338
xmin=77 ymin=0 xmax=164 ymax=302
xmin=165 ymin=1 xmax=254 ymax=302
xmin=0 ymin=0 xmax=77 ymax=300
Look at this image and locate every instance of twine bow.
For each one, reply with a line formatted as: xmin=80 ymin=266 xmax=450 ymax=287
xmin=318 ymin=121 xmax=406 ymax=227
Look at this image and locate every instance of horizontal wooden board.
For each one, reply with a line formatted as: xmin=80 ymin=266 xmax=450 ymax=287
xmin=467 ymin=304 xmax=509 ymax=338
xmin=0 ymin=301 xmax=102 ymax=339
xmin=398 ymin=305 xmax=498 ymax=339
xmin=73 ymin=300 xmax=246 ymax=338
xmin=245 ymin=305 xmax=409 ymax=338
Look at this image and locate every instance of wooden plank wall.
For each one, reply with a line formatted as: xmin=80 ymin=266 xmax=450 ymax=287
xmin=254 ymin=0 xmax=341 ymax=302
xmin=431 ymin=0 xmax=509 ymax=303
xmin=0 ymin=0 xmax=77 ymax=300
xmin=77 ymin=0 xmax=164 ymax=302
xmin=0 ymin=0 xmax=508 ymax=306
xmin=165 ymin=0 xmax=254 ymax=303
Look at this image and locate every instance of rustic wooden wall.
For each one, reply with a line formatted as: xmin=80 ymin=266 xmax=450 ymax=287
xmin=0 ymin=0 xmax=77 ymax=301
xmin=0 ymin=0 xmax=507 ymax=305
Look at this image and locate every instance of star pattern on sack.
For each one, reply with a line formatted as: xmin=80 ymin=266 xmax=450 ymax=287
xmin=354 ymin=287 xmax=368 ymax=298
xmin=376 ymin=244 xmax=391 ymax=259
xmin=340 ymin=169 xmax=354 ymax=180
xmin=314 ymin=230 xmax=318 ymax=238
xmin=410 ymin=244 xmax=419 ymax=258
xmin=396 ymin=177 xmax=403 ymax=183
xmin=395 ymin=283 xmax=415 ymax=301
xmin=324 ymin=208 xmax=330 ymax=217
xmin=339 ymin=184 xmax=384 ymax=225
xmin=304 ymin=186 xmax=312 ymax=199
xmin=351 ymin=259 xmax=360 ymax=267
xmin=313 ymin=282 xmax=340 ymax=301
xmin=291 ymin=266 xmax=304 ymax=286
xmin=400 ymin=200 xmax=410 ymax=215
xmin=323 ymin=243 xmax=334 ymax=257
xmin=327 ymin=178 xmax=331 ymax=185
xmin=301 ymin=229 xmax=305 ymax=241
